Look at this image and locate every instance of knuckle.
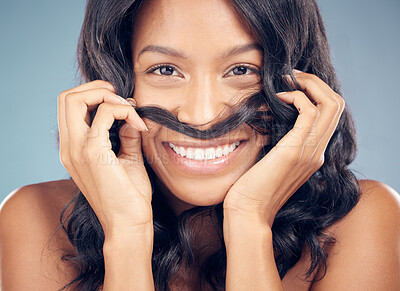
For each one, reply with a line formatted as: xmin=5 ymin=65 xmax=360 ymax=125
xmin=60 ymin=152 xmax=71 ymax=167
xmin=292 ymin=90 xmax=303 ymax=97
xmin=58 ymin=89 xmax=70 ymax=99
xmin=64 ymin=91 xmax=78 ymax=106
xmin=308 ymin=74 xmax=324 ymax=85
xmin=332 ymin=95 xmax=345 ymax=114
xmin=314 ymin=155 xmax=325 ymax=169
xmin=308 ymin=73 xmax=320 ymax=82
xmin=92 ymin=80 xmax=105 ymax=85
xmin=317 ymin=155 xmax=325 ymax=169
xmin=96 ymin=102 xmax=112 ymax=113
xmin=290 ymin=90 xmax=305 ymax=101
xmin=326 ymin=97 xmax=340 ymax=111
xmin=93 ymin=80 xmax=115 ymax=91
xmin=298 ymin=72 xmax=315 ymax=82
xmin=58 ymin=90 xmax=69 ymax=106
xmin=100 ymin=88 xmax=118 ymax=100
xmin=337 ymin=94 xmax=346 ymax=110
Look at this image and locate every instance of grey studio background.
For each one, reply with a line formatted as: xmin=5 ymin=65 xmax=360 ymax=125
xmin=0 ymin=0 xmax=399 ymax=204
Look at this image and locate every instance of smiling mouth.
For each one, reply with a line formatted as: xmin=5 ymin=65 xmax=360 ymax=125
xmin=167 ymin=141 xmax=241 ymax=161
xmin=162 ymin=139 xmax=246 ymax=174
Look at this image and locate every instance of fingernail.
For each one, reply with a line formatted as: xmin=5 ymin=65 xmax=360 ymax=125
xmin=283 ymin=74 xmax=292 ymax=81
xmin=276 ymin=92 xmax=291 ymax=103
xmin=125 ymin=98 xmax=137 ymax=107
xmin=115 ymin=95 xmax=130 ymax=105
xmin=138 ymin=118 xmax=148 ymax=131
xmin=142 ymin=122 xmax=148 ymax=131
xmin=276 ymin=92 xmax=288 ymax=96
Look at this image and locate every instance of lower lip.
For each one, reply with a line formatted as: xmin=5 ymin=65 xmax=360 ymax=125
xmin=163 ymin=141 xmax=246 ymax=175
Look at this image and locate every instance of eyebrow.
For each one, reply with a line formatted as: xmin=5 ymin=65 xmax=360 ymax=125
xmin=137 ymin=43 xmax=263 ymax=61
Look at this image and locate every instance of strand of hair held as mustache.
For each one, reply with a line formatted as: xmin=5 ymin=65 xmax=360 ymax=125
xmin=127 ymin=91 xmax=273 ymax=139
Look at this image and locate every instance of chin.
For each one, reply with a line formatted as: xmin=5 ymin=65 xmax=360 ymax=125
xmin=173 ymin=185 xmax=228 ymax=207
xmin=154 ymin=173 xmax=235 ymax=214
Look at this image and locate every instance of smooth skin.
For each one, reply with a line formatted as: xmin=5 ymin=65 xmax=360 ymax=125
xmin=1 ymin=0 xmax=400 ymax=290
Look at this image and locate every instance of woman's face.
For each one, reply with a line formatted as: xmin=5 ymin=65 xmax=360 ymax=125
xmin=132 ymin=0 xmax=267 ymax=214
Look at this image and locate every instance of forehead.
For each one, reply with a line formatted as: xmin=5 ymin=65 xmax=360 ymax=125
xmin=131 ymin=0 xmax=258 ymax=57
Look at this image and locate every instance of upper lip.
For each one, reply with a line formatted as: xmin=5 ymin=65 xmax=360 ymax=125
xmin=164 ymin=139 xmax=246 ymax=148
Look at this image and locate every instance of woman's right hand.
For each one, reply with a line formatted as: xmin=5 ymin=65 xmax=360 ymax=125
xmin=57 ymin=80 xmax=152 ymax=236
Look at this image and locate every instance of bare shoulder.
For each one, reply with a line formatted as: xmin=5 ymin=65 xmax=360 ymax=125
xmin=329 ymin=179 xmax=400 ymax=241
xmin=311 ymin=179 xmax=400 ymax=290
xmin=0 ymin=179 xmax=79 ymax=290
xmin=356 ymin=179 xmax=400 ymax=214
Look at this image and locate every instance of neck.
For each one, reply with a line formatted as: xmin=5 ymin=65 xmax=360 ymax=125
xmin=153 ymin=178 xmax=224 ymax=261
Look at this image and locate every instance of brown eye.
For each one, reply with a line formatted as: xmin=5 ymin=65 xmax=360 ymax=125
xmin=147 ymin=64 xmax=181 ymax=76
xmin=225 ymin=64 xmax=260 ymax=77
xmin=233 ymin=66 xmax=248 ymax=75
xmin=159 ymin=66 xmax=174 ymax=75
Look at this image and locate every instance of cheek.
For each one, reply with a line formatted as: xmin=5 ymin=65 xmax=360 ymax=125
xmin=133 ymin=79 xmax=183 ymax=109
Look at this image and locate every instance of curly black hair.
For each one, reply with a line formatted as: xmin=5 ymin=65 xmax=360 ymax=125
xmin=57 ymin=0 xmax=360 ymax=290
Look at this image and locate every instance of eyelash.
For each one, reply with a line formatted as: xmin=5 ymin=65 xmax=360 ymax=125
xmin=145 ymin=64 xmax=261 ymax=78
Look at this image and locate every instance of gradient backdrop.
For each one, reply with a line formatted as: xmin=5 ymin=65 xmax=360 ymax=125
xmin=1 ymin=0 xmax=399 ymax=203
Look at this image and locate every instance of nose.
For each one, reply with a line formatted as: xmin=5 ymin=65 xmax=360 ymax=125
xmin=176 ymin=76 xmax=227 ymax=129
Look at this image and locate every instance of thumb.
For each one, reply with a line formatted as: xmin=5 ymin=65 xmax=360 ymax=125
xmin=118 ymin=120 xmax=143 ymax=164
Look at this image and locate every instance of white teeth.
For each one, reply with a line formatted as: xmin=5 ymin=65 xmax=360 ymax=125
xmin=186 ymin=148 xmax=194 ymax=159
xmin=168 ymin=141 xmax=240 ymax=160
xmin=205 ymin=148 xmax=216 ymax=160
xmin=194 ymin=149 xmax=205 ymax=160
xmin=215 ymin=147 xmax=223 ymax=158
xmin=222 ymin=145 xmax=230 ymax=156
xmin=179 ymin=147 xmax=186 ymax=156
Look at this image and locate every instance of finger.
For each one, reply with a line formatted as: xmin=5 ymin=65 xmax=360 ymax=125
xmin=88 ymin=102 xmax=147 ymax=150
xmin=284 ymin=72 xmax=340 ymax=134
xmin=293 ymin=72 xmax=345 ymax=157
xmin=65 ymin=80 xmax=118 ymax=120
xmin=58 ymin=91 xmax=86 ymax=194
xmin=285 ymin=70 xmax=337 ymax=108
xmin=125 ymin=97 xmax=137 ymax=107
xmin=287 ymin=71 xmax=343 ymax=121
xmin=276 ymin=90 xmax=319 ymax=150
xmin=65 ymin=87 xmax=131 ymax=125
xmin=243 ymin=91 xmax=321 ymax=200
xmin=58 ymin=80 xmax=119 ymax=195
xmin=64 ymin=88 xmax=135 ymax=148
xmin=118 ymin=122 xmax=144 ymax=164
xmin=283 ymin=72 xmax=345 ymax=152
xmin=58 ymin=90 xmax=79 ymax=181
xmin=58 ymin=80 xmax=117 ymax=157
xmin=63 ymin=80 xmax=116 ymax=96
xmin=117 ymin=98 xmax=144 ymax=164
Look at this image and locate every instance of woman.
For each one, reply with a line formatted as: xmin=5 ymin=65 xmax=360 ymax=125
xmin=1 ymin=0 xmax=399 ymax=290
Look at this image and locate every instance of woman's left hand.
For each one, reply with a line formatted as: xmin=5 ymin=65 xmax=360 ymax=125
xmin=223 ymin=70 xmax=345 ymax=227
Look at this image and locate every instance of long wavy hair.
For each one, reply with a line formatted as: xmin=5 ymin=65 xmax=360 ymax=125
xmin=57 ymin=0 xmax=361 ymax=290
